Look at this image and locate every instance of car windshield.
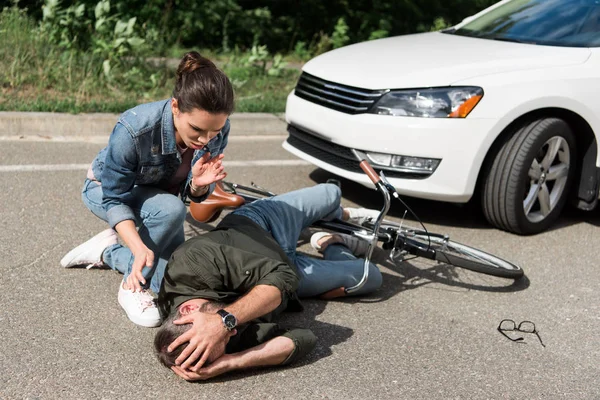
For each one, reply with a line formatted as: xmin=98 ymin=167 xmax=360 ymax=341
xmin=445 ymin=0 xmax=600 ymax=47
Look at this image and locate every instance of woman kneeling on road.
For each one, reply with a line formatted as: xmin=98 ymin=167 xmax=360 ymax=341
xmin=60 ymin=51 xmax=234 ymax=328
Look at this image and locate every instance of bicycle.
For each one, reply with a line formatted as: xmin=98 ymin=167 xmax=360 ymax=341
xmin=188 ymin=160 xmax=524 ymax=297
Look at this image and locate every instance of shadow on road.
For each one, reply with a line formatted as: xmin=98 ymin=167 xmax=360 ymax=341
xmin=373 ymin=247 xmax=530 ymax=295
xmin=185 ymin=214 xmax=218 ymax=234
xmin=308 ymin=168 xmax=490 ymax=230
xmin=185 ymin=301 xmax=354 ymax=383
xmin=309 ymin=168 xmax=600 ymax=234
xmin=182 ymin=211 xmax=529 ymax=383
xmin=296 ymin=245 xmax=529 ymax=308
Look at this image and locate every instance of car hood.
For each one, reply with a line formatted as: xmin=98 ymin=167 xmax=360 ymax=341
xmin=302 ymin=32 xmax=591 ymax=89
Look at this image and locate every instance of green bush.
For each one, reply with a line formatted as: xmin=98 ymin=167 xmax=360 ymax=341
xmin=39 ymin=0 xmax=155 ymax=85
xmin=0 ymin=5 xmax=40 ymax=88
xmin=331 ymin=17 xmax=350 ymax=49
xmin=0 ymin=4 xmax=298 ymax=113
xmin=5 ymin=0 xmax=497 ymax=54
xmin=0 ymin=0 xmax=498 ymax=113
xmin=0 ymin=3 xmax=170 ymax=112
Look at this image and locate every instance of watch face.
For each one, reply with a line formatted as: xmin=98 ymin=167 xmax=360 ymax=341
xmin=223 ymin=314 xmax=237 ymax=329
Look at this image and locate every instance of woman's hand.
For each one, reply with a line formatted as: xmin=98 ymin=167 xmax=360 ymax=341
xmin=126 ymin=245 xmax=155 ymax=292
xmin=115 ymin=220 xmax=155 ymax=292
xmin=191 ymin=152 xmax=227 ymax=188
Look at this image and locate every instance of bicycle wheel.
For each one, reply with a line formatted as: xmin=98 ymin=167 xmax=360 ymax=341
xmin=403 ymin=232 xmax=524 ymax=279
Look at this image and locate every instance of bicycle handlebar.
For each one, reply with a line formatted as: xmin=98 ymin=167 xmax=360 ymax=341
xmin=359 ymin=160 xmax=381 ymax=184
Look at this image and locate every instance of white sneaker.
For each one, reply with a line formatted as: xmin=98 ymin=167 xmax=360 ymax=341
xmin=345 ymin=207 xmax=380 ymax=226
xmin=60 ymin=229 xmax=118 ymax=269
xmin=310 ymin=231 xmax=370 ymax=257
xmin=118 ymin=282 xmax=162 ymax=328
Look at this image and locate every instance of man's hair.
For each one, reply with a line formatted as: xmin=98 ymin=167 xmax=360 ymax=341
xmin=154 ymin=310 xmax=191 ymax=368
xmin=154 ymin=300 xmax=226 ymax=368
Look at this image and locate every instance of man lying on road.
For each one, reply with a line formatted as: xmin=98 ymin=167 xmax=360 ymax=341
xmin=154 ymin=183 xmax=383 ymax=380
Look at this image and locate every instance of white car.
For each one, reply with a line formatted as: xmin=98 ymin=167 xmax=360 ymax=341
xmin=283 ymin=0 xmax=600 ymax=234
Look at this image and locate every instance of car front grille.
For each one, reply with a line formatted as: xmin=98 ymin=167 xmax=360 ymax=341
xmin=294 ymin=72 xmax=387 ymax=114
xmin=286 ymin=125 xmax=427 ymax=179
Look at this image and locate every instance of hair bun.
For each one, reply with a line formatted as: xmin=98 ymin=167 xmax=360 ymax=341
xmin=177 ymin=51 xmax=216 ymax=77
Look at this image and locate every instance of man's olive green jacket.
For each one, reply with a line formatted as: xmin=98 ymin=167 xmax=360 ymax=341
xmin=158 ymin=214 xmax=302 ymax=318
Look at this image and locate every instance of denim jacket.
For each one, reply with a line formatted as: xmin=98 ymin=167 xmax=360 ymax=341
xmin=90 ymin=98 xmax=230 ymax=229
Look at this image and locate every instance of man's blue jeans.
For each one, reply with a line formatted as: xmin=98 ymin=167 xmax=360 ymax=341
xmin=81 ymin=179 xmax=186 ymax=293
xmin=232 ymin=183 xmax=382 ymax=297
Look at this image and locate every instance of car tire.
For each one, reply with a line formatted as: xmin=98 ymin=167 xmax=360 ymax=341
xmin=482 ymin=117 xmax=577 ymax=234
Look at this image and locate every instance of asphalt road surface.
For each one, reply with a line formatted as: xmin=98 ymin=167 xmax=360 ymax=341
xmin=1 ymin=119 xmax=599 ymax=399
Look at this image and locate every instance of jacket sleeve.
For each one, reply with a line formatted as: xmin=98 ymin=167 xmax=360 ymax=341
xmin=101 ymin=122 xmax=138 ymax=228
xmin=187 ymin=118 xmax=231 ymax=203
xmin=254 ymin=259 xmax=299 ymax=295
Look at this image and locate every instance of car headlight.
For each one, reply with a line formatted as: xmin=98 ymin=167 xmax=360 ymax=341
xmin=370 ymin=86 xmax=483 ymax=118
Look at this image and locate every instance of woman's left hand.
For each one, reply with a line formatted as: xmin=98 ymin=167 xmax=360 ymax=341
xmin=191 ymin=152 xmax=227 ymax=188
xmin=126 ymin=244 xmax=155 ymax=292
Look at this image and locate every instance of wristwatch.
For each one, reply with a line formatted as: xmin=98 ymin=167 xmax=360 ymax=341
xmin=216 ymin=309 xmax=238 ymax=331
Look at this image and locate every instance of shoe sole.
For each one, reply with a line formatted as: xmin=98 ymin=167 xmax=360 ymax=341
xmin=60 ymin=229 xmax=116 ymax=268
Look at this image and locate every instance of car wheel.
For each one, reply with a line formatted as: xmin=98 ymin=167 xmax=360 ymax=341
xmin=482 ymin=118 xmax=577 ymax=234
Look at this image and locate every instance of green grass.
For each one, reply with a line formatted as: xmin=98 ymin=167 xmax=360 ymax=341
xmin=0 ymin=69 xmax=300 ymax=114
xmin=224 ymin=67 xmax=300 ymax=113
xmin=0 ymin=96 xmax=143 ymax=113
xmin=0 ymin=8 xmax=301 ymax=114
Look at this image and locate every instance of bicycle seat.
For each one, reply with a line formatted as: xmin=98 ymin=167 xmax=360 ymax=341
xmin=189 ymin=182 xmax=246 ymax=223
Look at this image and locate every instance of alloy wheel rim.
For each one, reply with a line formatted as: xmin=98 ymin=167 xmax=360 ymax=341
xmin=523 ymin=136 xmax=570 ymax=223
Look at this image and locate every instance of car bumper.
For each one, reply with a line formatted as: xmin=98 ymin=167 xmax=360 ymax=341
xmin=284 ymin=93 xmax=501 ymax=202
